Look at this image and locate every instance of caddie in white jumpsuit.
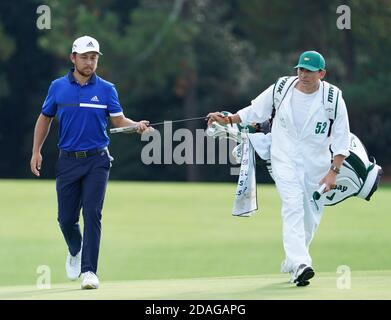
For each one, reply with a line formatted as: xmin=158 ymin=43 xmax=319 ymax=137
xmin=208 ymin=51 xmax=350 ymax=286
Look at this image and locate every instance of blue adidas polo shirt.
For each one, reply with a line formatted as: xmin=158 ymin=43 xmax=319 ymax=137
xmin=41 ymin=68 xmax=124 ymax=151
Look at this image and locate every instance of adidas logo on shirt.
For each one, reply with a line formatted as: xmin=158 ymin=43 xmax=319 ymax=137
xmin=90 ymin=96 xmax=99 ymax=102
xmin=86 ymin=41 xmax=95 ymax=47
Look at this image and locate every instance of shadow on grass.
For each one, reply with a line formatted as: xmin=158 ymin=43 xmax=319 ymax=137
xmin=144 ymin=281 xmax=301 ymax=300
xmin=0 ymin=287 xmax=81 ymax=300
xmin=232 ymin=281 xmax=307 ymax=299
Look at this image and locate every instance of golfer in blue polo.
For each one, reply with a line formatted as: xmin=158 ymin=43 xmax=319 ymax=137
xmin=30 ymin=35 xmax=152 ymax=289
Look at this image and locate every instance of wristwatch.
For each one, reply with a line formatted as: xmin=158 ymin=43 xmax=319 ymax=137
xmin=330 ymin=165 xmax=340 ymax=174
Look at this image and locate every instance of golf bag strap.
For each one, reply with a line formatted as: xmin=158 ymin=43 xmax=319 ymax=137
xmin=322 ymin=80 xmax=341 ymax=137
xmin=270 ymin=76 xmax=298 ymax=128
xmin=269 ymin=78 xmax=341 ymax=137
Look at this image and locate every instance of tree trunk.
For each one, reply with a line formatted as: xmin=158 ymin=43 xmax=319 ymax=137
xmin=181 ymin=0 xmax=199 ymax=182
xmin=183 ymin=69 xmax=200 ymax=181
xmin=344 ymin=29 xmax=355 ymax=81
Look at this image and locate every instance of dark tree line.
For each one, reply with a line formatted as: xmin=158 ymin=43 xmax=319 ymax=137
xmin=0 ymin=0 xmax=390 ymax=181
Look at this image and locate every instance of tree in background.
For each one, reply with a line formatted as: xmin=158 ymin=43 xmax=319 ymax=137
xmin=0 ymin=1 xmax=56 ymax=178
xmin=0 ymin=21 xmax=15 ymax=176
xmin=0 ymin=22 xmax=15 ymax=98
xmin=0 ymin=0 xmax=389 ymax=180
xmin=233 ymin=0 xmax=391 ymax=170
xmin=36 ymin=0 xmax=253 ymax=181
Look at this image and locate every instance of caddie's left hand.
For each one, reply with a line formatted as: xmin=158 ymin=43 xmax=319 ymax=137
xmin=319 ymin=171 xmax=337 ymax=192
xmin=136 ymin=120 xmax=154 ymax=134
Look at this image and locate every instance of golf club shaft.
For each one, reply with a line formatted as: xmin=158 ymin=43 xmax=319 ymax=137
xmin=313 ymin=183 xmax=327 ymax=200
xmin=110 ymin=116 xmax=209 ymax=134
xmin=150 ymin=116 xmax=209 ymax=127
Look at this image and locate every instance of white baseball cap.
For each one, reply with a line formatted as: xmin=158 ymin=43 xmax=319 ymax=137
xmin=71 ymin=35 xmax=103 ymax=55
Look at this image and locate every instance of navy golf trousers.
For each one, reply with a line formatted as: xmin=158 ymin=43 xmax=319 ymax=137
xmin=56 ymin=148 xmax=111 ymax=274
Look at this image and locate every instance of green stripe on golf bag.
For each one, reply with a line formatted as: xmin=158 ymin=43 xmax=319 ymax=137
xmin=344 ymin=152 xmax=368 ymax=182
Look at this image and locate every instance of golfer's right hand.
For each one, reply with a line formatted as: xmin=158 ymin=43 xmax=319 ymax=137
xmin=136 ymin=120 xmax=154 ymax=134
xmin=30 ymin=152 xmax=42 ymax=177
xmin=207 ymin=112 xmax=228 ymax=126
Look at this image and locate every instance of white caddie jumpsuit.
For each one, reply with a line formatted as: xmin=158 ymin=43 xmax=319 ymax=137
xmin=237 ymin=78 xmax=350 ymax=273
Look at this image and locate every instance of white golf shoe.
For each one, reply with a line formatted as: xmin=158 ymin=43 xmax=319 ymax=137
xmin=81 ymin=271 xmax=99 ymax=290
xmin=65 ymin=250 xmax=81 ymax=281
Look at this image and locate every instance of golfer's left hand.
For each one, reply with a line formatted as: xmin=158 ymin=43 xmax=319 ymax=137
xmin=319 ymin=171 xmax=337 ymax=192
xmin=137 ymin=120 xmax=154 ymax=134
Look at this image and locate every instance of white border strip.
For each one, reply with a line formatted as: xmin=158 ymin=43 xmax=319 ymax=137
xmin=80 ymin=103 xmax=107 ymax=109
xmin=109 ymin=112 xmax=124 ymax=117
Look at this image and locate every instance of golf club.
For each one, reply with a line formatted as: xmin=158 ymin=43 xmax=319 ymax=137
xmin=110 ymin=116 xmax=210 ymax=134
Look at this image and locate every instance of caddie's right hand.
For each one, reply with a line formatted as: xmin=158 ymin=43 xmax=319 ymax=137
xmin=207 ymin=112 xmax=228 ymax=126
xmin=30 ymin=152 xmax=42 ymax=177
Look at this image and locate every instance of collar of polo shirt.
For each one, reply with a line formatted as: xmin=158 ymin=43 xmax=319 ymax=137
xmin=67 ymin=68 xmax=97 ymax=85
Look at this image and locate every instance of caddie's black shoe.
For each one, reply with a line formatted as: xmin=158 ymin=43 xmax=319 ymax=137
xmin=293 ymin=264 xmax=315 ymax=287
xmin=296 ymin=280 xmax=311 ymax=287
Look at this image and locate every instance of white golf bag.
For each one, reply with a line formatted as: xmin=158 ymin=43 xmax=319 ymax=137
xmin=322 ymin=133 xmax=383 ymax=205
xmin=206 ymin=112 xmax=383 ymax=206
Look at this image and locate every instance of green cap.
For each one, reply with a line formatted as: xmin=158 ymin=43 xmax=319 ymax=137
xmin=295 ymin=51 xmax=326 ymax=71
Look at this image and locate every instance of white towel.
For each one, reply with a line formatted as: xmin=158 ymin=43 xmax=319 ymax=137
xmin=232 ymin=132 xmax=258 ymax=217
xmin=247 ymin=132 xmax=272 ymax=160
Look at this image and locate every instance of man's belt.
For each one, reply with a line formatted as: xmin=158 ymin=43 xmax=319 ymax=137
xmin=59 ymin=148 xmax=107 ymax=159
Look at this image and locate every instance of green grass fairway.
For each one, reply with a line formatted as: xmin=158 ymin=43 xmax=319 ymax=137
xmin=1 ymin=270 xmax=391 ymax=300
xmin=0 ymin=180 xmax=390 ymax=299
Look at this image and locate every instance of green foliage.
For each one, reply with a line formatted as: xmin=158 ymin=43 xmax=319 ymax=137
xmin=0 ymin=0 xmax=390 ymax=180
xmin=0 ymin=22 xmax=15 ymax=98
xmin=0 ymin=22 xmax=15 ymax=61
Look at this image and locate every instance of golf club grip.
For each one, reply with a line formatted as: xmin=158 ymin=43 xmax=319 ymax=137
xmin=313 ymin=183 xmax=327 ymax=201
xmin=110 ymin=126 xmax=138 ymax=134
